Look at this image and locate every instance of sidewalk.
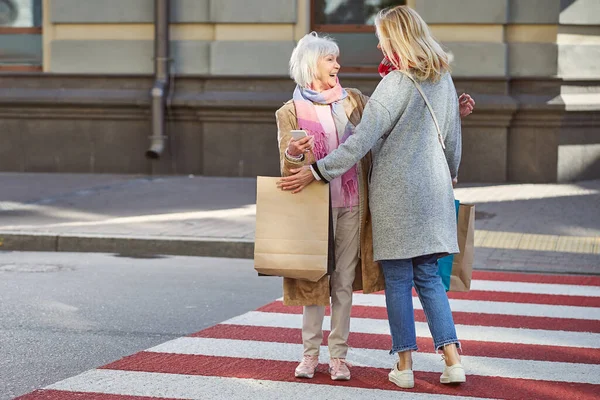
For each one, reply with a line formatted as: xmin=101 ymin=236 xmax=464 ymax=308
xmin=0 ymin=173 xmax=598 ymax=275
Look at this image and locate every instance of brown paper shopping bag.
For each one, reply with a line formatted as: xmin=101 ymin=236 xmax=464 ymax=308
xmin=254 ymin=177 xmax=330 ymax=282
xmin=450 ymin=203 xmax=475 ymax=292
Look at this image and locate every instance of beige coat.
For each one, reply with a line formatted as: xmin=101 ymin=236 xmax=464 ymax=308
xmin=275 ymin=88 xmax=385 ymax=306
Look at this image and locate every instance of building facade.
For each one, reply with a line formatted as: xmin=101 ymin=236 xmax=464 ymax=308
xmin=0 ymin=0 xmax=599 ymax=182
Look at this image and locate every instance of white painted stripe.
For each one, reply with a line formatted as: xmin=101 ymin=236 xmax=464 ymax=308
xmin=278 ymin=280 xmax=600 ymax=298
xmin=46 ymin=369 xmax=493 ymax=400
xmin=349 ymin=293 xmax=600 ymax=321
xmin=471 ymin=280 xmax=600 ymax=297
xmin=225 ymin=311 xmax=600 ymax=349
xmin=148 ymin=337 xmax=600 ymax=384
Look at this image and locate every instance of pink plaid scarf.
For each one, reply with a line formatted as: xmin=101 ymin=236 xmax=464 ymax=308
xmin=293 ymin=81 xmax=358 ymax=207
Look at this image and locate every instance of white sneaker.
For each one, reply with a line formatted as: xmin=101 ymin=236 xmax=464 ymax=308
xmin=440 ymin=363 xmax=466 ymax=384
xmin=388 ymin=362 xmax=414 ymax=389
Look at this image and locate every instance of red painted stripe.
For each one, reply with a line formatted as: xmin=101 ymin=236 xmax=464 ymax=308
xmin=471 ymin=271 xmax=600 ymax=286
xmin=257 ymin=301 xmax=600 ymax=333
xmin=100 ymin=353 xmax=600 ymax=400
xmin=192 ymin=324 xmax=600 ymax=365
xmin=15 ymin=390 xmax=180 ymax=400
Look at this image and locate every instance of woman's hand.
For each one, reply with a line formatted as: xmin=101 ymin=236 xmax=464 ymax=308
xmin=459 ymin=93 xmax=475 ymax=117
xmin=277 ymin=166 xmax=316 ymax=194
xmin=287 ymin=136 xmax=314 ymax=157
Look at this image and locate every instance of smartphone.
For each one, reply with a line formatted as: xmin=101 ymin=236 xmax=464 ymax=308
xmin=290 ymin=130 xmax=308 ymax=140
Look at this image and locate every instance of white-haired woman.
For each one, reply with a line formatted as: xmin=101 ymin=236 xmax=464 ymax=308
xmin=276 ymin=32 xmax=385 ymax=382
xmin=276 ymin=31 xmax=474 ymax=382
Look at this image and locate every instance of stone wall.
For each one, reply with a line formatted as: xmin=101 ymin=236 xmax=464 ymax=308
xmin=2 ymin=73 xmax=596 ymax=183
xmin=43 ymin=0 xmax=303 ymax=75
xmin=0 ymin=0 xmax=597 ymax=182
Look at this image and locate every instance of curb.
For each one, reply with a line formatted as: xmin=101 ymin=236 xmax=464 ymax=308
xmin=0 ymin=231 xmax=254 ymax=259
xmin=1 ymin=231 xmax=598 ymax=276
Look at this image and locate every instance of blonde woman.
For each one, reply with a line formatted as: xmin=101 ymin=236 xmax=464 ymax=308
xmin=279 ymin=6 xmax=467 ymax=388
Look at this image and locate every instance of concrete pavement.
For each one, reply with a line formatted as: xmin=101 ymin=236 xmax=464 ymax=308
xmin=0 ymin=174 xmax=256 ymax=258
xmin=0 ymin=173 xmax=599 ymax=274
xmin=0 ymin=252 xmax=283 ymax=399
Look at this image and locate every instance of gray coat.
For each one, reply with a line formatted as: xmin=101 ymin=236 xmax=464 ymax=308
xmin=314 ymin=71 xmax=461 ymax=261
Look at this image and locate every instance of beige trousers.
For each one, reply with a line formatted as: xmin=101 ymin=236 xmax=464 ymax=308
xmin=302 ymin=207 xmax=360 ymax=358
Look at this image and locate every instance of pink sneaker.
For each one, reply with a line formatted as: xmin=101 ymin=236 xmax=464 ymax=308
xmin=295 ymin=355 xmax=319 ymax=378
xmin=329 ymin=358 xmax=351 ymax=381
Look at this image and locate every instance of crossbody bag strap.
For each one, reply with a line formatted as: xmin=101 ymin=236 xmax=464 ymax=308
xmin=400 ymin=71 xmax=446 ymax=150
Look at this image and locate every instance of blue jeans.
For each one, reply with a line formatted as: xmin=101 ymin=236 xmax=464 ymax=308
xmin=381 ymin=254 xmax=460 ymax=354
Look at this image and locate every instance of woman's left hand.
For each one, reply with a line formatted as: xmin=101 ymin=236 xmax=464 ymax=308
xmin=277 ymin=166 xmax=316 ymax=194
xmin=459 ymin=93 xmax=475 ymax=117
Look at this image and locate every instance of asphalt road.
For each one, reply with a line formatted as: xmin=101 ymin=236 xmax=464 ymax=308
xmin=0 ymin=251 xmax=282 ymax=399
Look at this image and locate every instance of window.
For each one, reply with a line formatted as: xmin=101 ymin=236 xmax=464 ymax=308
xmin=312 ymin=0 xmax=407 ymax=32
xmin=0 ymin=0 xmax=43 ymax=71
xmin=311 ymin=0 xmax=407 ymax=72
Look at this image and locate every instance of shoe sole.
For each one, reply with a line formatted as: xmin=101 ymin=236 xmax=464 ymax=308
xmin=440 ymin=375 xmax=466 ymax=384
xmin=389 ymin=373 xmax=415 ymax=389
xmin=331 ymin=375 xmax=351 ymax=381
xmin=295 ymin=372 xmax=315 ymax=379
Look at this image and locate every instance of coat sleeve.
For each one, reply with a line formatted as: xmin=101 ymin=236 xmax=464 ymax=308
xmin=442 ymin=77 xmax=462 ymax=180
xmin=358 ymin=92 xmax=370 ymax=109
xmin=276 ymin=106 xmax=307 ymax=177
xmin=314 ymin=73 xmax=407 ymax=183
xmin=346 ymin=87 xmax=370 ymax=110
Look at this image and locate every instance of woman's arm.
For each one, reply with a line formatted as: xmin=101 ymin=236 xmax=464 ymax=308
xmin=356 ymin=87 xmax=472 ymax=118
xmin=314 ymin=74 xmax=411 ymax=182
xmin=278 ymin=73 xmax=409 ymax=192
xmin=313 ymin=98 xmax=393 ymax=182
xmin=277 ymin=99 xmax=393 ymax=193
xmin=276 ymin=107 xmax=312 ymax=177
xmin=444 ymin=83 xmax=462 ymax=180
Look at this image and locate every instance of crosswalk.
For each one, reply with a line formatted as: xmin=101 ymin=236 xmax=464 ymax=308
xmin=17 ymin=271 xmax=600 ymax=400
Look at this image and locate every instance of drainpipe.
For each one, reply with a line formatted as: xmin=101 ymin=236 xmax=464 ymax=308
xmin=146 ymin=0 xmax=170 ymax=159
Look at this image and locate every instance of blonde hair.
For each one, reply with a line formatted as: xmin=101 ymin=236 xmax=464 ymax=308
xmin=375 ymin=6 xmax=450 ymax=82
xmin=289 ymin=32 xmax=339 ymax=88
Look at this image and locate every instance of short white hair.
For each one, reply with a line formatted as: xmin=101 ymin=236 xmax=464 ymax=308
xmin=289 ymin=32 xmax=340 ymax=88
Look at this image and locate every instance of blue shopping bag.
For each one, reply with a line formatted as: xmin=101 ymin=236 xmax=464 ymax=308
xmin=437 ymin=200 xmax=460 ymax=291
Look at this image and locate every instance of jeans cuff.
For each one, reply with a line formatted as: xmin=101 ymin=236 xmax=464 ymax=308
xmin=389 ymin=344 xmax=418 ymax=355
xmin=435 ymin=339 xmax=461 ymax=353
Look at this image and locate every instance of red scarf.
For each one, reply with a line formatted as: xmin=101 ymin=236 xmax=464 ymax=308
xmin=378 ymin=55 xmax=399 ymax=78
